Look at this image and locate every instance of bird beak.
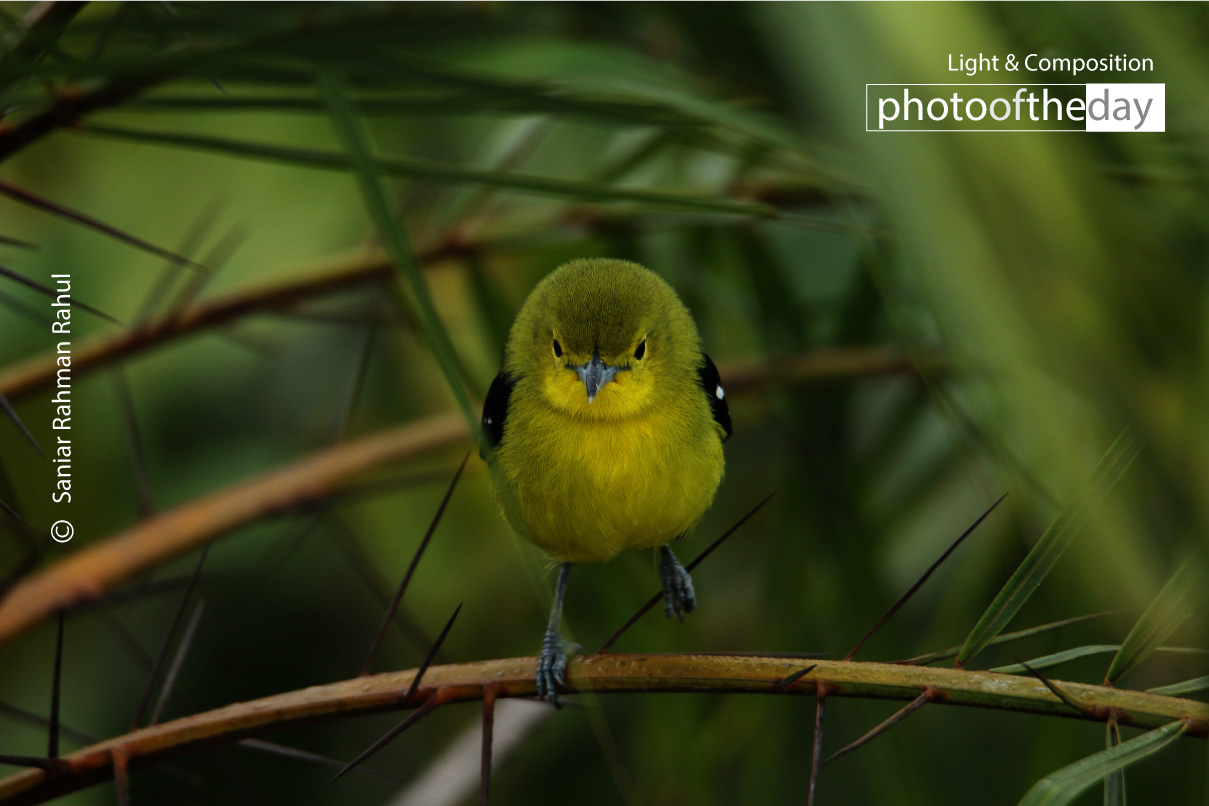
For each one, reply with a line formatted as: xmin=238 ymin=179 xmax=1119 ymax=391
xmin=576 ymin=353 xmax=619 ymax=403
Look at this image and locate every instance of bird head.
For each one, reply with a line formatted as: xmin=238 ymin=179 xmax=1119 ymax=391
xmin=507 ymin=259 xmax=701 ymax=420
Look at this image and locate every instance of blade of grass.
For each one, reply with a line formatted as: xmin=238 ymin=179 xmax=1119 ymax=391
xmin=957 ymin=431 xmax=1143 ymax=667
xmin=79 ymin=123 xmax=780 ymax=220
xmin=1016 ymin=720 xmax=1187 ymax=806
xmin=0 ymin=2 xmax=84 ymax=97
xmin=318 ymin=70 xmax=475 ymax=428
xmin=1106 ymin=556 xmax=1203 ymax=684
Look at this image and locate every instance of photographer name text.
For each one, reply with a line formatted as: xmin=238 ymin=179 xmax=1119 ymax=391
xmin=51 ymin=273 xmax=73 ymax=506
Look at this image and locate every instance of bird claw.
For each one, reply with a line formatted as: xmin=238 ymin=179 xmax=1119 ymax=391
xmin=537 ymin=630 xmax=577 ymax=707
xmin=660 ymin=546 xmax=696 ymax=622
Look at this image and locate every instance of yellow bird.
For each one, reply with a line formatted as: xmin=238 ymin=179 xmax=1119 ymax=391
xmin=480 ymin=258 xmax=731 ymax=704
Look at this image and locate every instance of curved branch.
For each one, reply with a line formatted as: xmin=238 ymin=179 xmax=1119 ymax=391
xmin=0 ymin=256 xmax=394 ymax=403
xmin=0 ymin=412 xmax=470 ymax=645
xmin=0 ymin=654 xmax=1204 ymax=804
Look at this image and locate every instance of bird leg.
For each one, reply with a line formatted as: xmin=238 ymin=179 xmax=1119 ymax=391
xmin=659 ymin=545 xmax=696 ymax=621
xmin=537 ymin=562 xmax=573 ymax=707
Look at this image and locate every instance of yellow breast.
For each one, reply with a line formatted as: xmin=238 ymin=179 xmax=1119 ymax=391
xmin=489 ymin=388 xmax=724 ymax=564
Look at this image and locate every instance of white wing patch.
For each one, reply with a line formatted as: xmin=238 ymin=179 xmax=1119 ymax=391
xmin=715 ymin=384 xmax=725 ymax=400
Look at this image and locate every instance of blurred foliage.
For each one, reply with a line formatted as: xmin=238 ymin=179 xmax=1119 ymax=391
xmin=0 ymin=2 xmax=1206 ymax=804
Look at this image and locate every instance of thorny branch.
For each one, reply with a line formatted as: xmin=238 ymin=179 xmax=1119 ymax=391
xmin=0 ymin=653 xmax=1203 ymax=805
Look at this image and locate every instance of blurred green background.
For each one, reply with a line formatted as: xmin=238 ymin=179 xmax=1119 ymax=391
xmin=0 ymin=2 xmax=1205 ymax=804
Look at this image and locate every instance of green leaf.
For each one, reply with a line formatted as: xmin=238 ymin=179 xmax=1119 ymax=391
xmin=1107 ymin=556 xmax=1204 ymax=684
xmin=1016 ymin=720 xmax=1186 ymax=806
xmin=957 ymin=431 xmax=1142 ymax=667
xmin=991 ymin=645 xmax=1207 ymax=675
xmin=900 ymin=610 xmax=1128 ymax=666
xmin=1103 ymin=721 xmax=1126 ymax=806
xmin=318 ymin=69 xmax=475 ymax=430
xmin=1146 ymin=676 xmax=1209 ymax=697
xmin=991 ymin=646 xmax=1121 ymax=675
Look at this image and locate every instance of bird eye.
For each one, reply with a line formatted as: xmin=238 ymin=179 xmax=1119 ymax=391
xmin=633 ymin=339 xmax=646 ymax=360
xmin=552 ymin=338 xmax=563 ymax=358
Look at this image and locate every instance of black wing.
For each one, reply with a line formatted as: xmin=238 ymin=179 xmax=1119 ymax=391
xmin=480 ymin=370 xmax=515 ymax=458
xmin=697 ymin=353 xmax=732 ymax=442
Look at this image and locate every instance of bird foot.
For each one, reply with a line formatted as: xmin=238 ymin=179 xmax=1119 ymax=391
xmin=536 ymin=629 xmax=579 ymax=707
xmin=660 ymin=546 xmax=697 ymax=621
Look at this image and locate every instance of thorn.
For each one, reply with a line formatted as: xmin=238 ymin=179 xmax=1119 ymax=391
xmin=480 ymin=685 xmax=497 ymax=806
xmin=823 ymin=688 xmax=933 ymax=765
xmin=0 ymin=261 xmax=121 ymax=324
xmin=325 ymin=512 xmax=443 ymax=659
xmin=402 ymin=603 xmax=461 ymax=703
xmin=0 ymin=180 xmax=205 ymax=271
xmin=0 ymin=286 xmax=49 ymax=325
xmin=163 ymin=224 xmax=245 ymax=317
xmin=113 ymin=747 xmax=131 ymax=806
xmin=846 ymin=494 xmax=1005 ymax=661
xmin=48 ymin=609 xmax=63 ymax=759
xmin=237 ymin=738 xmax=402 ymax=782
xmin=327 ymin=691 xmax=444 ymax=786
xmin=772 ymin=664 xmax=816 ymax=693
xmin=134 ymin=194 xmax=224 ymax=324
xmin=806 ymin=684 xmax=826 ymax=806
xmin=362 ymin=455 xmax=469 ymax=676
xmin=112 ymin=369 xmax=156 ymax=518
xmin=330 ymin=604 xmax=461 ymax=786
xmin=328 ymin=318 xmax=377 ymax=445
xmin=150 ymin=600 xmax=206 ymax=725
xmin=133 ymin=542 xmax=210 ymax=729
xmin=0 ymin=493 xmax=33 ymax=532
xmin=598 ymin=493 xmax=774 ymax=654
xmin=0 ymin=388 xmax=40 ymax=455
xmin=1019 ymin=660 xmax=1086 ymax=715
xmin=0 ymin=753 xmax=68 ymax=771
xmin=0 ymin=699 xmax=97 ymax=745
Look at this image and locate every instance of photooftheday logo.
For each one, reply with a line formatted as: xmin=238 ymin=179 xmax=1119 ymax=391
xmin=866 ymin=84 xmax=1165 ymax=132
